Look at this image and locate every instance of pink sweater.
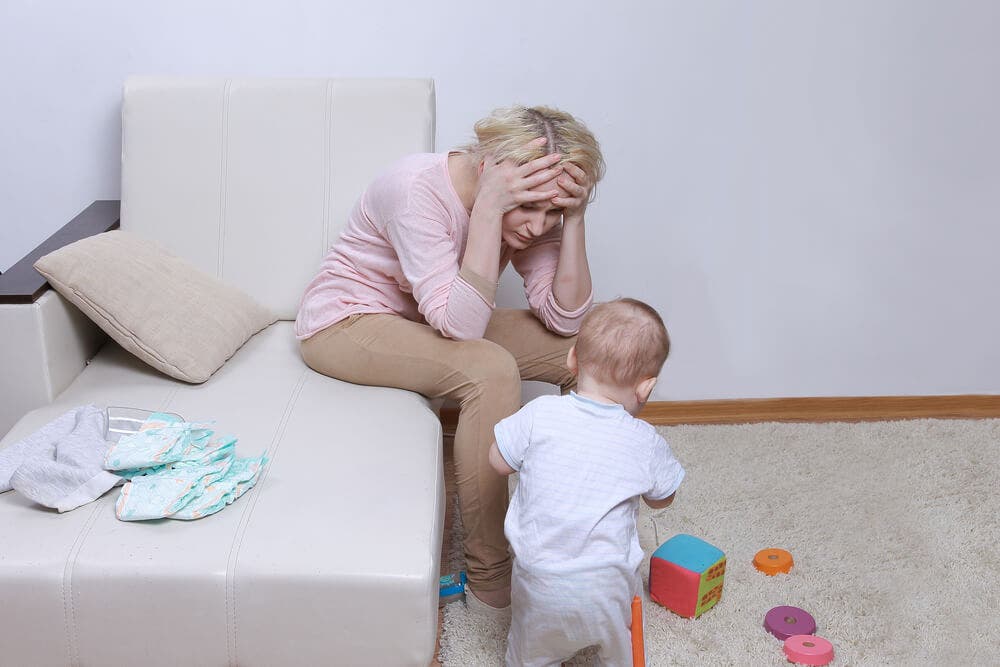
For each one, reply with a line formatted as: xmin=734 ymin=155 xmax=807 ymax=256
xmin=295 ymin=153 xmax=592 ymax=341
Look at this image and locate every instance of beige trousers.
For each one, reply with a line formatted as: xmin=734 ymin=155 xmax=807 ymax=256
xmin=300 ymin=309 xmax=577 ymax=591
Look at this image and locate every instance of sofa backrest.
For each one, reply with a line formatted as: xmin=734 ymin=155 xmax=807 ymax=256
xmin=120 ymin=77 xmax=435 ymax=320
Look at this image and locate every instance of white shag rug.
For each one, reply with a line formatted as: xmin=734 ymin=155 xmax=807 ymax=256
xmin=439 ymin=419 xmax=1000 ymax=666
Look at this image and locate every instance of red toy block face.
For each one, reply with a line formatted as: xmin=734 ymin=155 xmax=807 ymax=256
xmin=649 ymin=557 xmax=701 ymax=618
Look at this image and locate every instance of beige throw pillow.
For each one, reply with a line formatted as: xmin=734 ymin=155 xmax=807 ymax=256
xmin=34 ymin=230 xmax=277 ymax=383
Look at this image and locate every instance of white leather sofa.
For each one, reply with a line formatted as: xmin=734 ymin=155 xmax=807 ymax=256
xmin=0 ymin=78 xmax=444 ymax=666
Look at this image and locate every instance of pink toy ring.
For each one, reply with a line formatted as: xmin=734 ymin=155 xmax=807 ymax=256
xmin=784 ymin=634 xmax=834 ymax=665
xmin=764 ymin=605 xmax=816 ymax=640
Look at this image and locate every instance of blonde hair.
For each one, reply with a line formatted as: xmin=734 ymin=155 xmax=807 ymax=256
xmin=464 ymin=105 xmax=606 ymax=199
xmin=575 ymin=298 xmax=670 ymax=387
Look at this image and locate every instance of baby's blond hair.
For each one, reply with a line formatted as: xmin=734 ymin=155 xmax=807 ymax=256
xmin=575 ymin=298 xmax=670 ymax=387
xmin=464 ymin=105 xmax=606 ymax=200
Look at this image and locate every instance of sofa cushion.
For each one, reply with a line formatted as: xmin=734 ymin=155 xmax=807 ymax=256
xmin=34 ymin=230 xmax=277 ymax=383
xmin=0 ymin=322 xmax=444 ymax=666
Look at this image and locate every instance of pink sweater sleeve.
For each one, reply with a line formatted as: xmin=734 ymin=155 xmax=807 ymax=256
xmin=384 ymin=213 xmax=495 ymax=340
xmin=511 ymin=227 xmax=593 ymax=336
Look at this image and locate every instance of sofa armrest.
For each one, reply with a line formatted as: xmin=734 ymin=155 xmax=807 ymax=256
xmin=0 ymin=201 xmax=119 ymax=437
xmin=0 ymin=200 xmax=120 ymax=304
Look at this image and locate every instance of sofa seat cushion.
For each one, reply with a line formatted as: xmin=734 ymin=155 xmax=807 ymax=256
xmin=0 ymin=322 xmax=444 ymax=666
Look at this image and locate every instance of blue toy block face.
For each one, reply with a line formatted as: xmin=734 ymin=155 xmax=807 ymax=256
xmin=652 ymin=534 xmax=725 ymax=574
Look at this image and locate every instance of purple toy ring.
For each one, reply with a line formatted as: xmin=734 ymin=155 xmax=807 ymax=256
xmin=764 ymin=605 xmax=816 ymax=640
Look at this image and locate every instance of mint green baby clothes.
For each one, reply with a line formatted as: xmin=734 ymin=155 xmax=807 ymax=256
xmin=103 ymin=420 xmax=214 ymax=471
xmin=165 ymin=455 xmax=266 ymax=520
xmin=104 ymin=413 xmax=266 ymax=521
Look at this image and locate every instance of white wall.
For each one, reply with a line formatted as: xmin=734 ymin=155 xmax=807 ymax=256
xmin=2 ymin=1 xmax=998 ymax=400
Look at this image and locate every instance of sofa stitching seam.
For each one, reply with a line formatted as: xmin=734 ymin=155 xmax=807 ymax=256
xmin=218 ymin=78 xmax=232 ymax=280
xmin=62 ymin=500 xmax=104 ymax=666
xmin=323 ymin=79 xmax=333 ymax=254
xmin=35 ymin=300 xmax=55 ymax=399
xmin=226 ymin=369 xmax=309 ymax=666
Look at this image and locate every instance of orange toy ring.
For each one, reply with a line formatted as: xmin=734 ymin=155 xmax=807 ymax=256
xmin=754 ymin=548 xmax=794 ymax=575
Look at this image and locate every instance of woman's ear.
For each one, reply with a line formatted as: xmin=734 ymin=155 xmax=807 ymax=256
xmin=636 ymin=377 xmax=657 ymax=404
xmin=566 ymin=346 xmax=578 ymax=377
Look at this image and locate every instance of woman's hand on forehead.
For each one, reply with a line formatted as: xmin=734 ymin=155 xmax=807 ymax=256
xmin=525 ymin=174 xmax=571 ymax=201
xmin=551 ymin=162 xmax=592 ymax=223
xmin=476 ymin=140 xmax=564 ymax=215
xmin=520 ymin=138 xmax=571 ymax=204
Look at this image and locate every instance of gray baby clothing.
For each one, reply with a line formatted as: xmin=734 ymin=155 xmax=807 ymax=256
xmin=0 ymin=405 xmax=122 ymax=512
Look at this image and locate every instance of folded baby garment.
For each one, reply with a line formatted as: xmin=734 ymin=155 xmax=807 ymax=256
xmin=0 ymin=405 xmax=122 ymax=512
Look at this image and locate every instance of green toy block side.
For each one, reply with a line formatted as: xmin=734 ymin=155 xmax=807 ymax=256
xmin=694 ymin=555 xmax=726 ymax=617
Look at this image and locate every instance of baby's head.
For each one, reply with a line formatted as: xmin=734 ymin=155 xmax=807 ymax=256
xmin=569 ymin=298 xmax=670 ymax=414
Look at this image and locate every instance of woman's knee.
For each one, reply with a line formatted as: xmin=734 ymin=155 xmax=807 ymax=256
xmin=459 ymin=340 xmax=521 ymax=398
xmin=299 ymin=339 xmax=337 ymax=378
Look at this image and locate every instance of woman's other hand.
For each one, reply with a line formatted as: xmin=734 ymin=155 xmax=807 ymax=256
xmin=551 ymin=162 xmax=592 ymax=225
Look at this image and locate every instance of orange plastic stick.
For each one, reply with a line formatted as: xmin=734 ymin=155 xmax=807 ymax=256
xmin=631 ymin=595 xmax=645 ymax=667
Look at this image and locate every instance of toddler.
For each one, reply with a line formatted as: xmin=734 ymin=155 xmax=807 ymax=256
xmin=489 ymin=298 xmax=684 ymax=666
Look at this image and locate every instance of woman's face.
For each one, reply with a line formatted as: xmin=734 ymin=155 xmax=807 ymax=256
xmin=500 ymin=176 xmax=570 ymax=250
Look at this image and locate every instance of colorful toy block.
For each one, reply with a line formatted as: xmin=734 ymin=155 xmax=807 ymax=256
xmin=649 ymin=534 xmax=725 ymax=618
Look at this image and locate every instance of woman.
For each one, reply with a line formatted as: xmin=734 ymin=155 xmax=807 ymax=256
xmin=295 ymin=105 xmax=604 ymax=611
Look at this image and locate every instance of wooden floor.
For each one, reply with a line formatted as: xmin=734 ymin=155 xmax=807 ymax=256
xmin=637 ymin=394 xmax=1000 ymax=424
xmin=441 ymin=395 xmax=1000 ymax=429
